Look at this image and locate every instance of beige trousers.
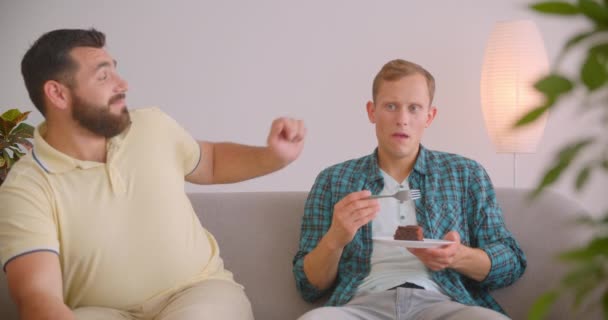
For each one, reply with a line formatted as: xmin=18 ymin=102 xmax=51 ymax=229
xmin=73 ymin=279 xmax=254 ymax=320
xmin=298 ymin=288 xmax=510 ymax=320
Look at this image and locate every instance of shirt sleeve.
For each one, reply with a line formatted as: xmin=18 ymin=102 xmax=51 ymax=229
xmin=467 ymin=163 xmax=527 ymax=289
xmin=153 ymin=108 xmax=201 ymax=176
xmin=0 ymin=166 xmax=58 ymax=271
xmin=292 ymin=169 xmax=334 ymax=302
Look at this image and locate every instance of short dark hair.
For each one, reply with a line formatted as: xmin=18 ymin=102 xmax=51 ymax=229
xmin=21 ymin=28 xmax=106 ymax=116
xmin=372 ymin=59 xmax=435 ymax=104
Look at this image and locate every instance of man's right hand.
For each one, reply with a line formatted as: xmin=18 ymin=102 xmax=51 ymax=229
xmin=303 ymin=190 xmax=380 ymax=291
xmin=325 ymin=190 xmax=380 ymax=249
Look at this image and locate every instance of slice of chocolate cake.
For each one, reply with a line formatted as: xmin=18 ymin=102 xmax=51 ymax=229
xmin=394 ymin=225 xmax=423 ymax=241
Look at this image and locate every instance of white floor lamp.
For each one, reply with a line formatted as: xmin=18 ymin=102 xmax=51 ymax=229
xmin=480 ymin=19 xmax=550 ymax=187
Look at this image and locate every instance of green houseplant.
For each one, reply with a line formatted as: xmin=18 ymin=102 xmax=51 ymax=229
xmin=516 ymin=1 xmax=608 ymax=319
xmin=0 ymin=109 xmax=34 ymax=185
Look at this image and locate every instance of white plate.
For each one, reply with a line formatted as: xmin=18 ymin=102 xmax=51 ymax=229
xmin=372 ymin=236 xmax=455 ymax=248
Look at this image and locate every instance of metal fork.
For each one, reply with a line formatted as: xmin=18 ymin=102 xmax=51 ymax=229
xmin=369 ymin=189 xmax=421 ymax=202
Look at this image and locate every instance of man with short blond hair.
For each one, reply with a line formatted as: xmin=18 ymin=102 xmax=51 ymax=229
xmin=293 ymin=59 xmax=525 ymax=320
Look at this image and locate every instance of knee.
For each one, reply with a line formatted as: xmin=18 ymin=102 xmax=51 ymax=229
xmin=465 ymin=306 xmax=511 ymax=320
xmin=157 ymin=280 xmax=254 ymax=320
xmin=297 ymin=307 xmax=341 ymax=320
xmin=73 ymin=306 xmax=128 ymax=320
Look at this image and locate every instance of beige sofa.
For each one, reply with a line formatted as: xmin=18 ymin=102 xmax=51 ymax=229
xmin=0 ymin=188 xmax=596 ymax=319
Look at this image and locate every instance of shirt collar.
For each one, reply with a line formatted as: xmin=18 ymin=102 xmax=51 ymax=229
xmin=413 ymin=144 xmax=430 ymax=176
xmin=364 ymin=144 xmax=430 ymax=182
xmin=362 ymin=148 xmax=384 ymax=187
xmin=32 ymin=121 xmax=129 ymax=174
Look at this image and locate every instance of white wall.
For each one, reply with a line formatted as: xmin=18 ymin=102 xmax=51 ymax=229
xmin=1 ymin=0 xmax=606 ymax=215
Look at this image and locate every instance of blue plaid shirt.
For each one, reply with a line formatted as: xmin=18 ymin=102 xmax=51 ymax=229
xmin=293 ymin=146 xmax=526 ymax=314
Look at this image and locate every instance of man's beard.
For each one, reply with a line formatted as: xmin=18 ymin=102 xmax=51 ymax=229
xmin=71 ymin=93 xmax=131 ymax=138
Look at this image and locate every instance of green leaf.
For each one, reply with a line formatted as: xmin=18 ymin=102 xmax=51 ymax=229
xmin=559 ymin=237 xmax=608 ymax=261
xmin=9 ymin=133 xmax=34 ymax=145
xmin=565 ymin=30 xmax=601 ymax=52
xmin=534 ymin=74 xmax=574 ymax=97
xmin=0 ymin=109 xmax=23 ymax=122
xmin=0 ymin=156 xmax=5 ymax=168
xmin=575 ymin=216 xmax=595 ymax=225
xmin=9 ymin=122 xmax=34 ymax=138
xmin=2 ymin=152 xmax=12 ymax=170
xmin=602 ymin=212 xmax=608 ymax=223
xmin=531 ymin=1 xmax=581 ymax=15
xmin=587 ymin=237 xmax=608 ymax=253
xmin=581 ymin=51 xmax=608 ymax=90
xmin=557 ymin=257 xmax=605 ymax=308
xmin=533 ymin=163 xmax=568 ymax=198
xmin=574 ymin=215 xmax=606 ymax=226
xmin=560 ymin=260 xmax=604 ymax=308
xmin=573 ymin=275 xmax=598 ymax=307
xmin=558 ymin=247 xmax=599 ymax=262
xmin=0 ymin=110 xmax=31 ymax=137
xmin=12 ymin=150 xmax=25 ymax=160
xmin=0 ymin=109 xmax=33 ymax=172
xmin=0 ymin=117 xmax=13 ymax=137
xmin=579 ymin=0 xmax=608 ymax=25
xmin=557 ymin=139 xmax=594 ymax=162
xmin=590 ymin=42 xmax=608 ymax=58
xmin=11 ymin=138 xmax=33 ymax=151
xmin=515 ymin=104 xmax=551 ymax=127
xmin=529 ymin=290 xmax=560 ymax=320
xmin=575 ymin=166 xmax=591 ymax=190
xmin=559 ymin=246 xmax=596 ymax=262
xmin=532 ymin=139 xmax=594 ymax=197
xmin=8 ymin=150 xmax=17 ymax=159
xmin=0 ymin=109 xmax=30 ymax=125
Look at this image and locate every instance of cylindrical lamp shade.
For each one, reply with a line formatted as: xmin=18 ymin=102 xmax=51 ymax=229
xmin=480 ymin=20 xmax=549 ymax=153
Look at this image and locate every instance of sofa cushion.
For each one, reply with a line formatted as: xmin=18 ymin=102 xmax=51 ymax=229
xmin=0 ymin=188 xmax=597 ymax=320
xmin=492 ymin=188 xmax=595 ymax=319
xmin=192 ymin=192 xmax=325 ymax=319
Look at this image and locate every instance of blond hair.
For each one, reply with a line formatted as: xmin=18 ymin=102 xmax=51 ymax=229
xmin=372 ymin=59 xmax=435 ymax=104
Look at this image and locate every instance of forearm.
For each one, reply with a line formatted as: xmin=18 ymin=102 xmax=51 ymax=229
xmin=18 ymin=293 xmax=74 ymax=320
xmin=450 ymin=246 xmax=491 ymax=282
xmin=211 ymin=142 xmax=286 ymax=184
xmin=303 ymin=234 xmax=344 ymax=291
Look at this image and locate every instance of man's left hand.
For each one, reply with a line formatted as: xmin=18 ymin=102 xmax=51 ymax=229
xmin=408 ymin=231 xmax=462 ymax=271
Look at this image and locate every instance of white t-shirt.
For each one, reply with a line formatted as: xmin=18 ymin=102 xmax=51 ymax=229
xmin=356 ymin=170 xmax=441 ymax=295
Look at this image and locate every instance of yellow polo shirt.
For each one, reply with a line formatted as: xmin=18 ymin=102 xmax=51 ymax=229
xmin=0 ymin=107 xmax=234 ymax=309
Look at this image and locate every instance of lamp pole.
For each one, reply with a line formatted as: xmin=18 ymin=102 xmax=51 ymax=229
xmin=513 ymin=153 xmax=517 ymax=188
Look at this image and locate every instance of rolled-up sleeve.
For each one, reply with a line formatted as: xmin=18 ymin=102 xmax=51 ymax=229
xmin=469 ymin=165 xmax=526 ymax=289
xmin=292 ymin=169 xmax=334 ymax=302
